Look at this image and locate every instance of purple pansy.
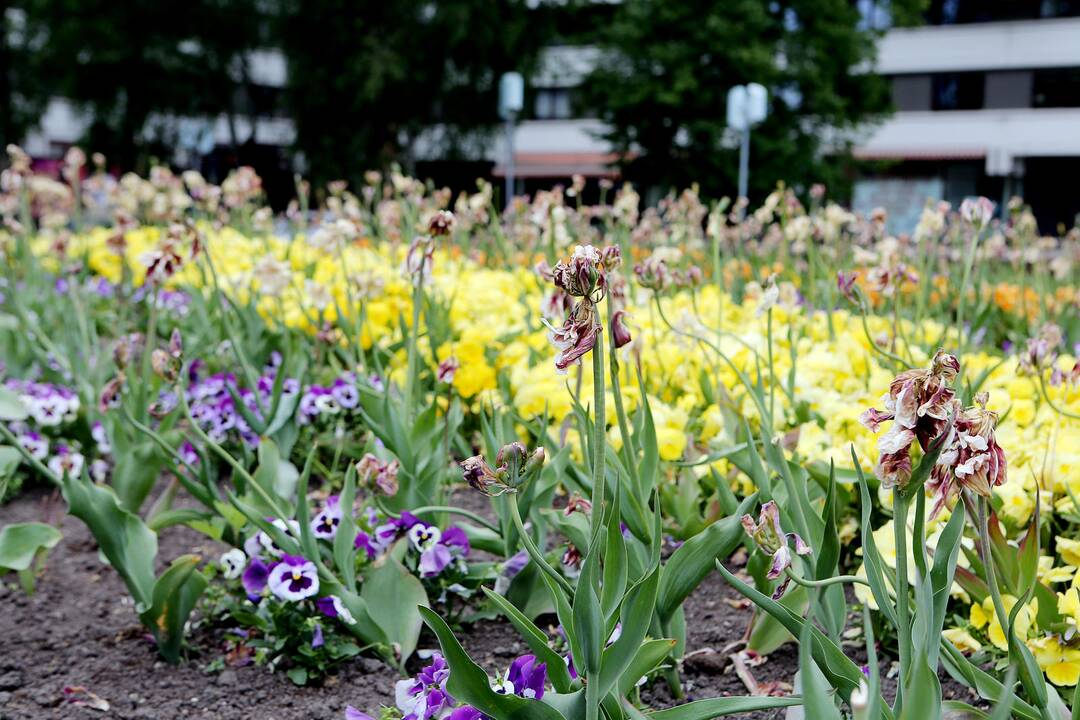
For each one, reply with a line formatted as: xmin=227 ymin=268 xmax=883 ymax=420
xmin=315 ymin=595 xmax=357 ymax=625
xmin=242 ymin=557 xmax=270 ymax=600
xmin=312 ymin=495 xmax=343 ymax=540
xmin=268 ymin=555 xmax=320 ymax=601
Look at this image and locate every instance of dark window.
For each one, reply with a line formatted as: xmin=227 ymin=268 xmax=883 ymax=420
xmin=1033 ymin=67 xmax=1080 ymax=108
xmin=932 ymin=73 xmax=984 ymax=110
xmin=925 ymin=0 xmax=1079 ymax=23
xmin=891 ymin=75 xmax=932 ymax=111
xmin=534 ymin=88 xmax=573 ymax=120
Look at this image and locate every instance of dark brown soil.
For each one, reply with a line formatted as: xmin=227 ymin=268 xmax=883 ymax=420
xmin=0 ymin=486 xmax=979 ymax=720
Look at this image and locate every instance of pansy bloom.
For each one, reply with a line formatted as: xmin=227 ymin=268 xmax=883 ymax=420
xmin=311 ymin=495 xmax=343 ymax=540
xmin=268 ymin=555 xmax=320 ymax=601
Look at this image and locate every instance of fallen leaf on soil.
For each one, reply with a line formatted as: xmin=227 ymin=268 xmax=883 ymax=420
xmin=63 ymin=686 xmax=110 ymax=711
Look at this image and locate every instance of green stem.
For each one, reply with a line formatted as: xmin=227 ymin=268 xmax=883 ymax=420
xmin=409 ymin=505 xmax=501 ymax=534
xmin=507 ymin=493 xmax=575 ymax=597
xmin=0 ymin=423 xmax=61 ymax=486
xmin=178 ymin=392 xmax=290 ymax=524
xmin=606 ymin=298 xmax=639 ymax=491
xmin=892 ymin=490 xmax=911 ymax=716
xmin=590 ymin=311 xmax=606 ymax=538
xmin=784 ymin=567 xmax=871 ymax=589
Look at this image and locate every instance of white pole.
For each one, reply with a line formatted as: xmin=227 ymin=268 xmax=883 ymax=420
xmin=738 ymin=126 xmax=750 ymax=214
xmin=505 ymin=112 xmax=516 ymax=205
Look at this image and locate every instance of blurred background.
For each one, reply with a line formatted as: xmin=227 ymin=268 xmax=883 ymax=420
xmin=2 ymin=0 xmax=1079 ymax=231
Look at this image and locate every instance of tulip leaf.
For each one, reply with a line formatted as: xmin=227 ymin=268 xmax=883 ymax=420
xmin=643 ymin=696 xmax=802 ymax=719
xmin=62 ymin=472 xmax=157 ymax=610
xmin=715 ymin=561 xmax=873 ymax=706
xmin=481 ymin=586 xmax=575 ymax=693
xmin=419 ymin=606 xmax=567 ymax=719
xmin=333 ymin=463 xmax=359 ymax=590
xmin=657 ymin=494 xmax=756 ymax=623
xmin=599 ymin=567 xmax=660 ymax=695
xmin=853 ymin=451 xmax=898 ymax=626
xmin=0 ymin=521 xmax=62 ymax=573
xmin=361 ymin=555 xmax=428 ymax=667
xmin=142 ymin=554 xmax=208 ymax=663
xmin=616 ymin=638 xmax=676 ymax=697
xmin=798 ymin=607 xmax=842 ymax=720
xmin=0 ymin=387 xmax=28 ymax=421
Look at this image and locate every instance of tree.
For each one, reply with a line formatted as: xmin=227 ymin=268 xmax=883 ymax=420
xmin=582 ymin=0 xmax=926 ymax=201
xmin=0 ymin=1 xmax=46 ymax=149
xmin=277 ymin=0 xmax=547 ymax=188
xmin=17 ymin=0 xmax=263 ymax=170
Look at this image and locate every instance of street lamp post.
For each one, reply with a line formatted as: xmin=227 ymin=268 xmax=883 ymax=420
xmin=499 ymin=71 xmax=524 ymax=205
xmin=726 ymin=82 xmax=768 ymax=212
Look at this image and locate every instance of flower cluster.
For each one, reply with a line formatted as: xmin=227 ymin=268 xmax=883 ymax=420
xmin=298 ymin=374 xmax=361 ymax=426
xmin=543 ymin=244 xmax=617 ymax=374
xmin=741 ymin=501 xmax=811 ymax=594
xmin=4 ymin=379 xmax=80 ymax=427
xmin=859 ymin=350 xmax=960 ymax=489
xmin=345 ymin=652 xmax=548 ymax=720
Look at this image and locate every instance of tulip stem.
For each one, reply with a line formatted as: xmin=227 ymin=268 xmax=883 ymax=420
xmin=892 ymin=491 xmax=910 ymax=716
xmin=590 ymin=314 xmax=606 ymax=539
xmin=507 ymin=494 xmax=575 ymax=597
xmin=1037 ymin=373 xmax=1080 ymax=421
xmin=408 ymin=505 xmax=501 ymax=534
xmin=783 ymin=568 xmax=870 ymax=589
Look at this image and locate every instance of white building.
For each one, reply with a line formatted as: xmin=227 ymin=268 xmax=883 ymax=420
xmin=489 ymin=7 xmax=1080 ymax=230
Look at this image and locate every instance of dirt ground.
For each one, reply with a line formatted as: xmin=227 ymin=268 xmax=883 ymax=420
xmin=0 ymin=487 xmax=981 ymax=719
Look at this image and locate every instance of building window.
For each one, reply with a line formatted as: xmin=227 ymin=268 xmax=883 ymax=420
xmin=1033 ymin=67 xmax=1080 ymax=108
xmin=925 ymin=0 xmax=1079 ymax=23
xmin=932 ymin=73 xmax=984 ymax=110
xmin=534 ymin=88 xmax=573 ymax=120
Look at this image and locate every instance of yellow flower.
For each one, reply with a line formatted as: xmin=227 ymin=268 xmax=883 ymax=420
xmin=971 ymin=595 xmax=1038 ymax=651
xmin=943 ymin=627 xmax=982 ymax=654
xmin=1028 ymin=636 xmax=1080 ymax=686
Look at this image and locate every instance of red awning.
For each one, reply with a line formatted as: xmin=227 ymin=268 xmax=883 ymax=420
xmin=853 ymin=147 xmax=986 ymax=161
xmin=492 ymin=152 xmax=621 ymax=179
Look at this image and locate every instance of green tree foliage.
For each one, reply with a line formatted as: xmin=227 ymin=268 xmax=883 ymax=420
xmin=582 ymin=0 xmax=927 ymax=201
xmin=15 ymin=0 xmax=264 ymax=169
xmin=0 ymin=1 xmax=45 ymax=148
xmin=277 ymin=0 xmax=547 ymax=187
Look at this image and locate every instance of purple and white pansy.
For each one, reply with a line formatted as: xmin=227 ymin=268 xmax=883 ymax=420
xmin=345 ymin=652 xmax=548 ymax=720
xmin=268 ymin=555 xmax=320 ymax=601
xmin=312 ymin=495 xmax=343 ymax=540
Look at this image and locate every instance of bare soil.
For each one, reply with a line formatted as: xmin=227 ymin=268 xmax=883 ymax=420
xmin=0 ymin=487 xmax=981 ymax=719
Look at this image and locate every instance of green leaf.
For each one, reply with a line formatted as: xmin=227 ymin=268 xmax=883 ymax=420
xmin=360 ymin=555 xmax=428 ymax=667
xmin=0 ymin=387 xmax=29 ymax=421
xmin=928 ymin=500 xmax=966 ymax=669
xmin=0 ymin=522 xmax=62 ymax=572
xmin=333 ymin=463 xmax=359 ymax=590
xmin=715 ymin=561 xmax=871 ymax=705
xmin=0 ymin=446 xmax=22 ymax=477
xmin=798 ymin=608 xmax=842 ymax=720
xmin=141 ymin=554 xmax=208 ymax=663
xmin=897 ymin=649 xmax=941 ymax=720
xmin=853 ymin=452 xmax=898 ymax=626
xmin=599 ymin=568 xmax=660 ymax=695
xmin=419 ymin=606 xmax=567 ymax=719
xmin=572 ymin=546 xmax=604 ymax=676
xmin=62 ymin=474 xmax=156 ymax=609
xmin=616 ymin=639 xmax=676 ymax=697
xmin=657 ymin=494 xmax=756 ymax=623
xmin=481 ymin=587 xmax=575 ymax=693
xmin=644 ymin=696 xmax=802 ymax=719
xmin=601 ymin=481 xmax=628 ymax=622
